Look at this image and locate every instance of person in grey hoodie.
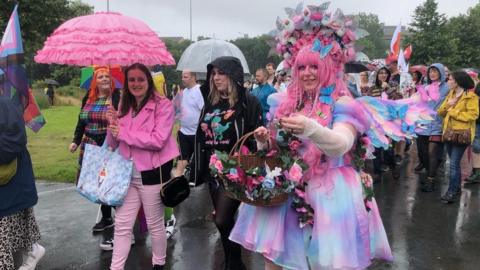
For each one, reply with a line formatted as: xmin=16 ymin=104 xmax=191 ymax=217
xmin=414 ymin=63 xmax=449 ymax=192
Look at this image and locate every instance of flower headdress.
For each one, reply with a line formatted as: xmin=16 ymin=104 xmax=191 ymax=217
xmin=273 ymin=1 xmax=368 ymax=69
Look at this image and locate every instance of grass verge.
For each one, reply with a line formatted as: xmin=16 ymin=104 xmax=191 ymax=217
xmin=27 ymin=106 xmax=79 ymax=183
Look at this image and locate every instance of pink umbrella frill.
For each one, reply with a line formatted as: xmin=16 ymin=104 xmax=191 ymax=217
xmin=34 ymin=12 xmax=175 ymax=66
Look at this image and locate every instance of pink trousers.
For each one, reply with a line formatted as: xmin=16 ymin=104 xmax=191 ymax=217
xmin=110 ymin=177 xmax=166 ymax=270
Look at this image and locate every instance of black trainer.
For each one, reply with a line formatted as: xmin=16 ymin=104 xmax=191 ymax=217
xmin=152 ymin=265 xmax=164 ymax=270
xmin=421 ymin=177 xmax=435 ymax=192
xmin=441 ymin=191 xmax=461 ymax=203
xmin=92 ymin=218 xmax=114 ymax=232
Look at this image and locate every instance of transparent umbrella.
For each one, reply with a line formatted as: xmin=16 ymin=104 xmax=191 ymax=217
xmin=177 ymin=39 xmax=250 ymax=79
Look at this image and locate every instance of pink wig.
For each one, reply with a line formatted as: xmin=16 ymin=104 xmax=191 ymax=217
xmin=275 ymin=42 xmax=351 ymax=120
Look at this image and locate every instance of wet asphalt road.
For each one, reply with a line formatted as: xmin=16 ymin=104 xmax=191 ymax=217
xmin=27 ymin=149 xmax=480 ymax=270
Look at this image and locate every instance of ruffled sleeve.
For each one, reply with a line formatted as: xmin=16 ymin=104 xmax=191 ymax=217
xmin=333 ymin=96 xmax=434 ymax=149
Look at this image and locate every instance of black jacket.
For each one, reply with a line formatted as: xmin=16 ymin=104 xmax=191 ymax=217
xmin=72 ymin=90 xmax=120 ymax=146
xmin=191 ymin=56 xmax=263 ymax=186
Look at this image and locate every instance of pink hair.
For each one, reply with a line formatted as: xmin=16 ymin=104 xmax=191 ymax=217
xmin=273 ymin=42 xmax=353 ymax=186
xmin=276 ymin=42 xmax=351 ymax=120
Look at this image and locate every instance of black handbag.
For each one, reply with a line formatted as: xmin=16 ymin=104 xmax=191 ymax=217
xmin=160 ymin=173 xmax=190 ymax=208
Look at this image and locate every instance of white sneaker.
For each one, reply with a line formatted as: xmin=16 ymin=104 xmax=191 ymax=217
xmin=100 ymin=236 xmax=135 ymax=251
xmin=18 ymin=243 xmax=45 ymax=270
xmin=165 ymin=214 xmax=176 ymax=240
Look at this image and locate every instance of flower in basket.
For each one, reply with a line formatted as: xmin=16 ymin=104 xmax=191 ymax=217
xmin=227 ymin=168 xmax=240 ymax=183
xmin=287 ymin=162 xmax=303 ymax=183
xmin=263 ymin=165 xmax=282 ymax=190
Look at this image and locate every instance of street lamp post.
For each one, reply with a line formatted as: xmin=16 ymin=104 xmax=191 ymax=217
xmin=189 ymin=0 xmax=193 ymax=41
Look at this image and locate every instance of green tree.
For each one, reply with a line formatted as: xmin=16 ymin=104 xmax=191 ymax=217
xmin=161 ymin=38 xmax=193 ymax=88
xmin=231 ymin=35 xmax=282 ymax=74
xmin=444 ymin=3 xmax=480 ymax=69
xmin=405 ymin=0 xmax=449 ymax=66
xmin=0 ymin=0 xmax=93 ymax=84
xmin=356 ymin=13 xmax=387 ymax=59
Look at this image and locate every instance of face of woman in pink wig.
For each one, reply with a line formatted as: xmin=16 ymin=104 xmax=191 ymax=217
xmin=298 ymin=64 xmax=319 ymax=91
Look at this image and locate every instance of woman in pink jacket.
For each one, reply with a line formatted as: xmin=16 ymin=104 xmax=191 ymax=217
xmin=107 ymin=63 xmax=179 ymax=270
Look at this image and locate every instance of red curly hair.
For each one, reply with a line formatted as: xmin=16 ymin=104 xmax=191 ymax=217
xmin=87 ymin=66 xmax=115 ymax=104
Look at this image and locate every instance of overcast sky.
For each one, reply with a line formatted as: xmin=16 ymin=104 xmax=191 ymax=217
xmin=81 ymin=0 xmax=478 ymax=40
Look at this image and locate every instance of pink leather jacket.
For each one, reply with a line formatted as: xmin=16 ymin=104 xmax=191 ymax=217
xmin=107 ymin=93 xmax=179 ymax=171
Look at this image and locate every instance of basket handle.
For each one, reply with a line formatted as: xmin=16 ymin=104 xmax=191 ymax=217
xmin=228 ymin=131 xmax=256 ymax=163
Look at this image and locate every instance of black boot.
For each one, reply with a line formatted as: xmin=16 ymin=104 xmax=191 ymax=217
xmin=421 ymin=177 xmax=435 ymax=192
xmin=152 ymin=265 xmax=164 ymax=270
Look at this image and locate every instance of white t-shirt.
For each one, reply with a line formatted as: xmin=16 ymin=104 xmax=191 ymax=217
xmin=178 ymin=84 xmax=204 ymax=135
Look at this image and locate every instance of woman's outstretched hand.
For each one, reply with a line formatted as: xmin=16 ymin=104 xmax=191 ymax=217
xmin=280 ymin=115 xmax=306 ymax=135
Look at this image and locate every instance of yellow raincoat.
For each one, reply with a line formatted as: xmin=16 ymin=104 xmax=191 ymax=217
xmin=437 ymin=90 xmax=479 ymax=143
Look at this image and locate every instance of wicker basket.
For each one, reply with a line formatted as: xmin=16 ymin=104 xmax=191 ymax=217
xmin=220 ymin=131 xmax=289 ymax=207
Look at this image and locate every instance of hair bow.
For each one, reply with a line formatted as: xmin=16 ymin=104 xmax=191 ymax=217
xmin=319 ymin=84 xmax=335 ymax=105
xmin=311 ymin=39 xmax=333 ymax=59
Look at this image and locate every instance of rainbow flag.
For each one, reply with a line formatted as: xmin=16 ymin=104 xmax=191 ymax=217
xmin=0 ymin=5 xmax=45 ymax=132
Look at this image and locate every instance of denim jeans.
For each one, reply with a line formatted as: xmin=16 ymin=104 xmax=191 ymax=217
xmin=445 ymin=143 xmax=468 ymax=193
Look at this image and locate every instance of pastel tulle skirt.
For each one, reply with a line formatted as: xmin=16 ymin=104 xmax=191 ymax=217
xmin=230 ymin=167 xmax=393 ymax=270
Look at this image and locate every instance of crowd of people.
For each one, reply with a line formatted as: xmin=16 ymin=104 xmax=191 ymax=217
xmin=3 ymin=56 xmax=480 ymax=270
xmin=2 ymin=7 xmax=480 ymax=270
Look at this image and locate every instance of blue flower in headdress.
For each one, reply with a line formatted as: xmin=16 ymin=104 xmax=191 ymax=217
xmin=311 ymin=39 xmax=333 ymax=59
xmin=319 ymin=84 xmax=335 ymax=105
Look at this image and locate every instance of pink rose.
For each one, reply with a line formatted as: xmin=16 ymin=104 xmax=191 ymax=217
xmin=288 ymin=140 xmax=302 ymax=151
xmin=209 ymin=154 xmax=218 ymax=166
xmin=288 ymin=163 xmax=303 ymax=183
xmin=214 ymin=160 xmax=223 ymax=172
xmin=236 ymin=167 xmax=246 ymax=185
xmin=295 ymin=188 xmax=305 ymax=199
xmin=240 ymin=145 xmax=250 ymax=155
xmin=360 ymin=136 xmax=371 ymax=146
xmin=296 ymin=207 xmax=308 ymax=213
xmin=253 ymin=176 xmax=264 ymax=186
xmin=365 ymin=200 xmax=373 ymax=210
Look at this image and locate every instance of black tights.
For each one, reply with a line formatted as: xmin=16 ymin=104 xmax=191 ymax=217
xmin=428 ymin=142 xmax=444 ymax=178
xmin=101 ymin=205 xmax=113 ymax=219
xmin=416 ymin=135 xmax=430 ymax=169
xmin=208 ymin=178 xmax=242 ymax=266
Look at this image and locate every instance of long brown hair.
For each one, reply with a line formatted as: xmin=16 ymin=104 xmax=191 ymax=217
xmin=119 ymin=63 xmax=156 ymax=118
xmin=208 ymin=75 xmax=238 ymax=108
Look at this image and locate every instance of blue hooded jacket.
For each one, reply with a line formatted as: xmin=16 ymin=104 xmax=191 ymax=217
xmin=417 ymin=63 xmax=449 ymax=136
xmin=0 ymin=97 xmax=38 ymax=218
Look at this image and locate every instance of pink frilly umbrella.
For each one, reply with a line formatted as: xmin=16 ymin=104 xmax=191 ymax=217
xmin=34 ymin=12 xmax=175 ymax=66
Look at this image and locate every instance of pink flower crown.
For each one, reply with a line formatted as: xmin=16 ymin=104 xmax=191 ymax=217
xmin=273 ymin=2 xmax=368 ymax=69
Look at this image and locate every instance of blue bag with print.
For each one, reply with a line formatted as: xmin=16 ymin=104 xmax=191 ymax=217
xmin=77 ymin=143 xmax=133 ymax=206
